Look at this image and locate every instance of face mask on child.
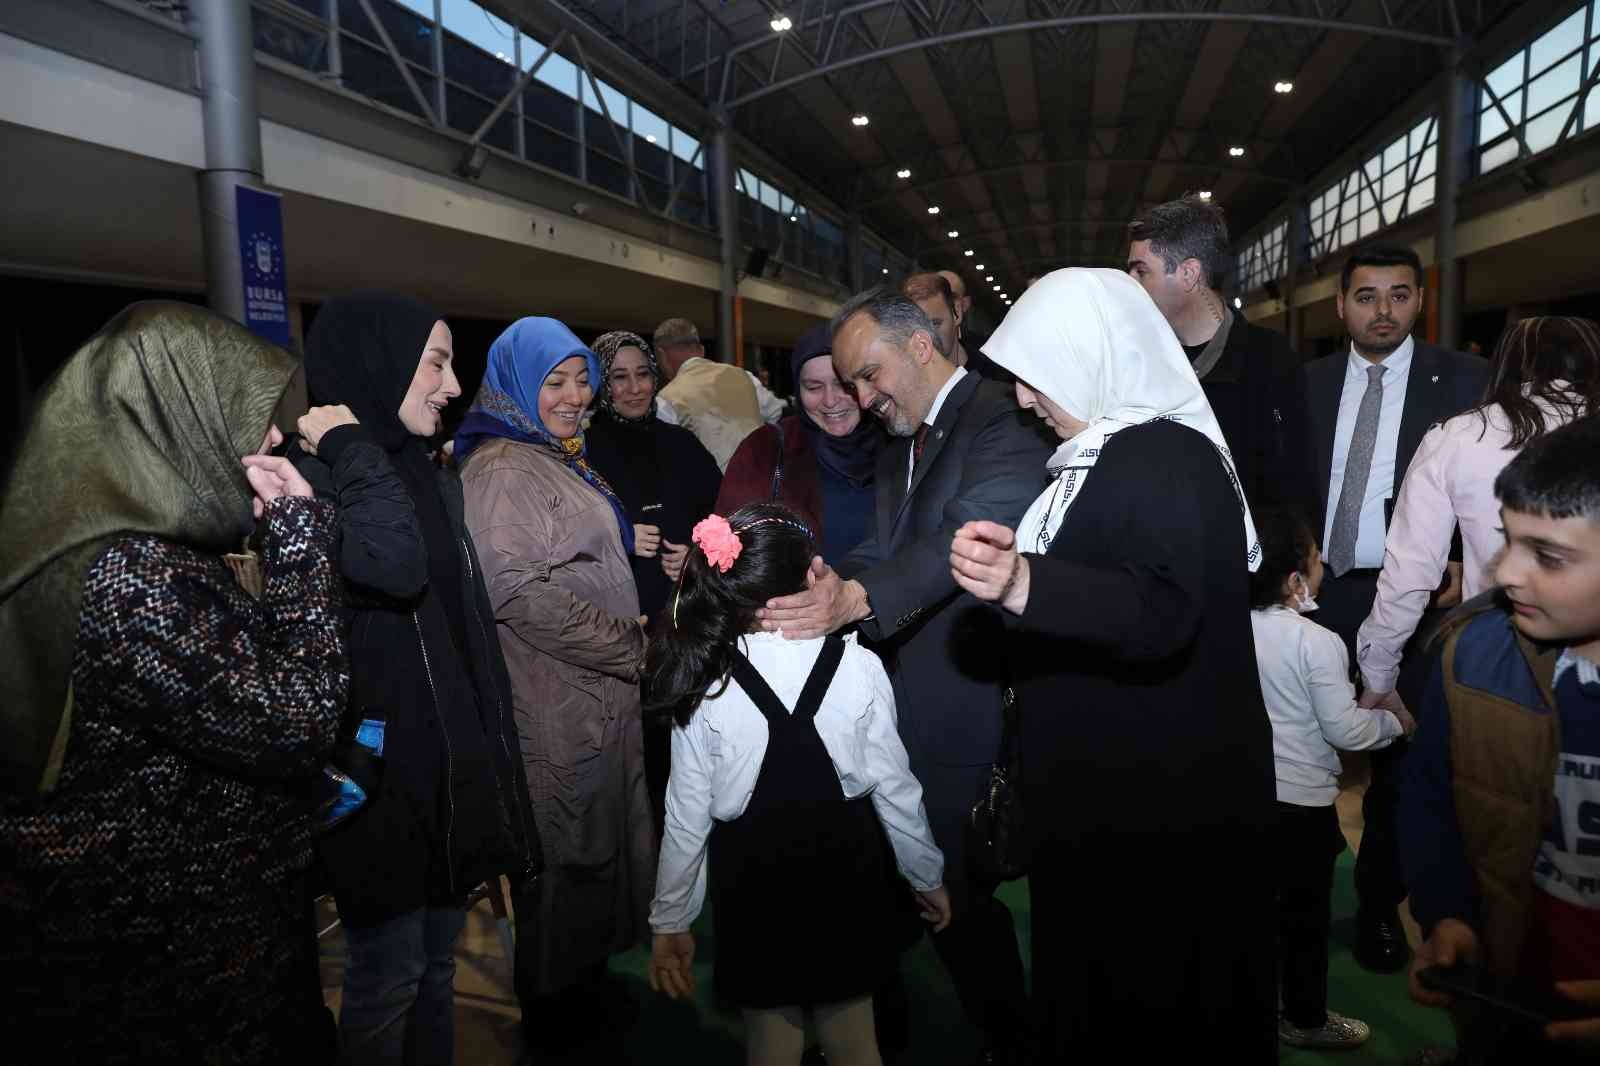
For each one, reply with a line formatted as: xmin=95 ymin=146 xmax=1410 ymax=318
xmin=1290 ymin=573 xmax=1319 ymax=614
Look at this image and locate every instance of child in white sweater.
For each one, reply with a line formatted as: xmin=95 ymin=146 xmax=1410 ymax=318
xmin=1249 ymin=506 xmax=1416 ymax=1051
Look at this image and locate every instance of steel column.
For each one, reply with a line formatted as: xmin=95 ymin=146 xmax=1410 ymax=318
xmin=194 ymin=0 xmax=264 ymax=326
xmin=709 ymin=120 xmax=739 ymax=360
xmin=1436 ymin=43 xmax=1473 ymax=351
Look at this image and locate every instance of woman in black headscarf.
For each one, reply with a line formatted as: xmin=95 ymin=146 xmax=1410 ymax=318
xmin=289 ymin=293 xmax=539 ymax=1066
xmin=583 ymin=330 xmax=722 ymax=619
xmin=718 ymin=323 xmax=886 ymax=564
xmin=0 ymin=303 xmax=345 ymax=1063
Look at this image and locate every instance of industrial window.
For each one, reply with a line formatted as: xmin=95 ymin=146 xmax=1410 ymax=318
xmin=1478 ymin=2 xmax=1599 ymax=174
xmin=1235 ymin=220 xmax=1286 ymax=294
xmin=1307 ymin=115 xmax=1436 ymax=259
xmin=247 ymin=0 xmax=895 ymax=270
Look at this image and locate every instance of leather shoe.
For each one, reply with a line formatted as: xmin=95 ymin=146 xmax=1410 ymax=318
xmin=1354 ymin=910 xmax=1409 ymax=973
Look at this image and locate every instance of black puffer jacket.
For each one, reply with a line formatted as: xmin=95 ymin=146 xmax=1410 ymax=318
xmin=293 ymin=426 xmax=539 ymax=926
xmin=292 ymin=293 xmax=539 ymax=928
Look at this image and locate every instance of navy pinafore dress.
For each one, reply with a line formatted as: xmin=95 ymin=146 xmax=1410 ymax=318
xmin=708 ymin=635 xmax=896 ymax=1008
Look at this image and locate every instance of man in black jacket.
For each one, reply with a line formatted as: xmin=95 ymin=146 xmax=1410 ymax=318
xmin=757 ymin=289 xmax=1050 ymax=1065
xmin=1302 ymin=244 xmax=1487 ymax=975
xmin=1127 ymin=195 xmax=1315 ymax=512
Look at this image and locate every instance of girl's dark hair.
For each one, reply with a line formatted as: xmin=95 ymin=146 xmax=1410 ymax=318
xmin=644 ymin=503 xmax=816 ymax=726
xmin=1248 ymin=505 xmax=1317 ymax=610
xmin=1471 ymin=316 xmax=1600 ymax=449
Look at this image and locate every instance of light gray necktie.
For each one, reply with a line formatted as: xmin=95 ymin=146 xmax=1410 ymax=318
xmin=1327 ymin=363 xmax=1386 ymax=577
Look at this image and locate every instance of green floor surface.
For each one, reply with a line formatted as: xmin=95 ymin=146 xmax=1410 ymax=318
xmin=604 ymin=852 xmax=1455 ymax=1064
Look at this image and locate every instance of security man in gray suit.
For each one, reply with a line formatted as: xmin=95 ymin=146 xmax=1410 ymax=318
xmin=758 ymin=289 xmax=1049 ymax=1065
xmin=1302 ymin=243 xmax=1487 ymax=975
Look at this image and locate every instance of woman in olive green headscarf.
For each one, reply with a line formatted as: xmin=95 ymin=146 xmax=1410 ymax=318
xmin=0 ymin=303 xmax=349 ymax=1063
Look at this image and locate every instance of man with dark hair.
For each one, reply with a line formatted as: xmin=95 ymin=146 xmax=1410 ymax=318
xmin=938 ymin=269 xmax=994 ymax=359
xmin=1127 ymin=193 xmax=1314 ymax=511
xmin=1303 ymin=242 xmax=1488 ymax=972
xmin=900 ymin=273 xmax=1009 ymax=382
xmin=759 ymin=287 xmax=1049 ymax=1064
xmin=1401 ymin=415 xmax=1600 ymax=1062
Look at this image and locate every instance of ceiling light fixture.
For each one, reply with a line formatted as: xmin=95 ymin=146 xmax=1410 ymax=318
xmin=964 ymin=249 xmax=974 ymax=257
xmin=851 ymin=113 xmax=869 ymax=127
xmin=927 ymin=205 xmax=941 ymax=215
xmin=992 ymin=284 xmax=1001 ymax=291
xmin=1274 ymin=80 xmax=1294 ymax=94
xmin=946 ymin=229 xmax=959 ymax=238
xmin=770 ymin=15 xmax=793 ymax=32
xmin=975 ymin=264 xmax=985 ymax=270
xmin=881 ymin=267 xmax=889 ymax=274
xmin=788 ymin=214 xmax=797 ymax=222
xmin=897 ymin=168 xmax=912 ymax=179
xmin=1198 ymin=190 xmax=1213 ymax=200
xmin=1228 ymin=146 xmax=1245 ymax=157
xmin=1233 ymin=296 xmax=1243 ymax=308
xmin=985 ymin=275 xmax=994 ymax=282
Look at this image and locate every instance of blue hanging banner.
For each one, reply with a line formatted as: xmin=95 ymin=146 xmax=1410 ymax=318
xmin=236 ymin=185 xmax=291 ymax=346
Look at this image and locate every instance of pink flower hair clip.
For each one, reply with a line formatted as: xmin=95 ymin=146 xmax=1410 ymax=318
xmin=692 ymin=514 xmax=743 ymax=573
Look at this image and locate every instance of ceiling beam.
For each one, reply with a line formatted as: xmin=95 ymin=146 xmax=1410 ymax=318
xmin=869 ymin=156 xmax=1295 ymax=208
xmin=725 ymin=10 xmax=1454 ymax=110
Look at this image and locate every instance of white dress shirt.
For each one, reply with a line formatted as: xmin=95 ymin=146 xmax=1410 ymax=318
xmin=649 ymin=631 xmax=944 ymax=934
xmin=908 ymin=366 xmax=968 ymax=490
xmin=1323 ymin=337 xmax=1413 ymax=570
xmin=1252 ymin=606 xmax=1404 ymax=806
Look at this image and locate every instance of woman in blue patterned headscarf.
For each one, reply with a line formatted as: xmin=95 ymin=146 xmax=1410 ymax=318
xmin=455 ymin=316 xmax=634 ymax=554
xmin=455 ymin=316 xmax=657 ymax=1054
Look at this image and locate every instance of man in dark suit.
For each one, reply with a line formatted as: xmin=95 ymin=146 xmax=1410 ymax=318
xmin=1127 ymin=194 xmax=1315 ymax=511
xmin=1302 ymin=243 xmax=1487 ymax=974
xmin=758 ymin=289 xmax=1049 ymax=1065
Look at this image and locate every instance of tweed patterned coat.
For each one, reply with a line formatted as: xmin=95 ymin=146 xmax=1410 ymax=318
xmin=0 ymin=497 xmax=348 ymax=1064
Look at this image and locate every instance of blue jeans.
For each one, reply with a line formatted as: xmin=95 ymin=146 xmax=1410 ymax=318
xmin=339 ymin=907 xmax=467 ymax=1066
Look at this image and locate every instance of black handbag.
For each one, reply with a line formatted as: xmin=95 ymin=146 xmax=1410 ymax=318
xmin=968 ymin=685 xmax=1030 ymax=882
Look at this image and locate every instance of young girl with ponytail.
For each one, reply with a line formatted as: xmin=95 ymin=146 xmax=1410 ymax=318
xmin=645 ymin=503 xmax=948 ymax=1066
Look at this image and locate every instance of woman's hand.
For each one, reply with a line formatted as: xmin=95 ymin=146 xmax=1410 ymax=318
xmin=241 ymin=455 xmax=314 ymax=519
xmin=296 ymin=404 xmax=359 ymax=455
xmin=634 ymin=524 xmax=662 ymax=559
xmin=648 ymin=932 xmax=697 ymax=1000
xmin=916 ymin=885 xmax=952 ymax=933
xmin=660 ymin=538 xmax=688 ymax=582
xmin=950 ymin=521 xmax=1030 ymax=616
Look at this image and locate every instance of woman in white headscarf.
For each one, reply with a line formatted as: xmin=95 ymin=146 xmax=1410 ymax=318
xmin=948 ymin=269 xmax=1278 ymax=1062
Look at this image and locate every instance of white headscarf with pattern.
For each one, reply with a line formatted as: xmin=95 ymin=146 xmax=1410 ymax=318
xmin=980 ymin=267 xmax=1260 ymax=570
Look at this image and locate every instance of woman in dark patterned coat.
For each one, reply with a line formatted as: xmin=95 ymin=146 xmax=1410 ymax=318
xmin=0 ymin=303 xmax=349 ymax=1064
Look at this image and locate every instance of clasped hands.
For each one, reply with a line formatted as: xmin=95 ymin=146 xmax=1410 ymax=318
xmin=633 ymin=524 xmax=689 ymax=582
xmin=1357 ymin=687 xmax=1419 ymax=736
